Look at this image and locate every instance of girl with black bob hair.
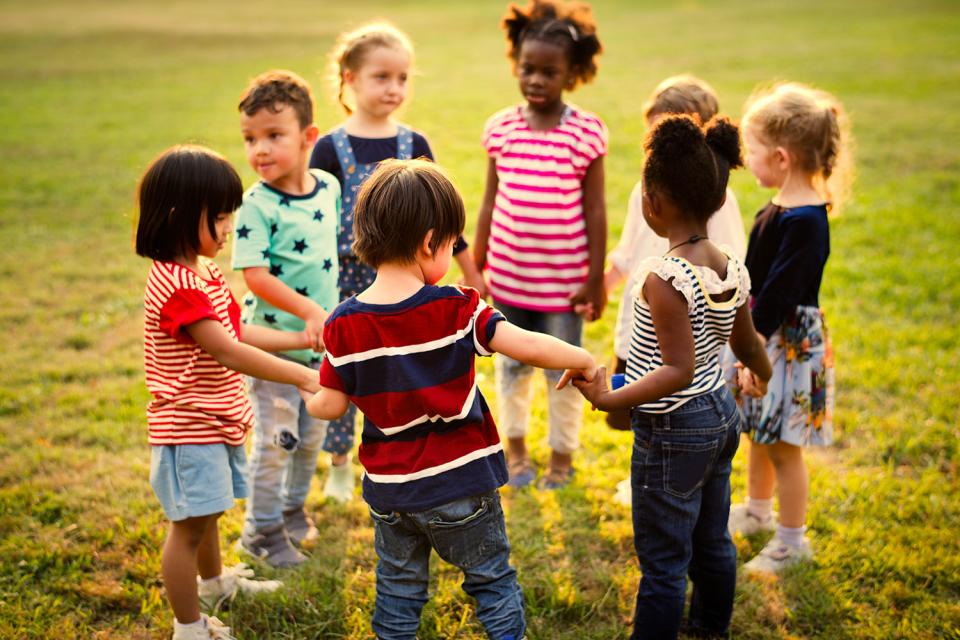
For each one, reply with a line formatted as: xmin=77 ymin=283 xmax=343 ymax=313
xmin=569 ymin=115 xmax=772 ymax=639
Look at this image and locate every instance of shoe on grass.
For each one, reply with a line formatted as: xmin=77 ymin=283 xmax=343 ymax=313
xmin=743 ymin=536 xmax=812 ymax=574
xmin=238 ymin=522 xmax=306 ymax=568
xmin=728 ymin=502 xmax=777 ymax=536
xmin=323 ymin=461 xmax=355 ymax=503
xmin=282 ymin=507 xmax=319 ymax=546
xmin=537 ymin=466 xmax=574 ymax=490
xmin=614 ymin=477 xmax=632 ymax=506
xmin=172 ymin=614 xmax=236 ymax=639
xmin=198 ymin=563 xmax=282 ymax=612
xmin=507 ymin=457 xmax=536 ymax=489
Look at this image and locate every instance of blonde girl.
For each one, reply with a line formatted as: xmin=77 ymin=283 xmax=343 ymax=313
xmin=309 ymin=22 xmax=484 ymax=502
xmin=729 ymin=82 xmax=852 ymax=573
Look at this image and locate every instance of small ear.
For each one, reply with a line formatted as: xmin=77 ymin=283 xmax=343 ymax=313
xmin=342 ymin=68 xmax=356 ymax=86
xmin=304 ymin=123 xmax=320 ymax=146
xmin=420 ymin=229 xmax=435 ymax=257
xmin=643 ymin=190 xmax=661 ymax=218
xmin=774 ymin=146 xmax=791 ymax=170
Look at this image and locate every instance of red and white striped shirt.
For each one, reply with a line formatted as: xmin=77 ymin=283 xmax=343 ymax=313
xmin=482 ymin=105 xmax=608 ymax=312
xmin=143 ymin=260 xmax=253 ymax=446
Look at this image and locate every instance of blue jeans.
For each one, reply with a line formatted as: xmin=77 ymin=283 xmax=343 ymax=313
xmin=630 ymin=386 xmax=741 ymax=640
xmin=369 ymin=491 xmax=525 ymax=640
xmin=244 ymin=358 xmax=328 ymax=530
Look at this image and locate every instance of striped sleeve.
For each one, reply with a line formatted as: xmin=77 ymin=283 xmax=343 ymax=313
xmin=319 ymin=352 xmax=347 ymax=393
xmin=470 ymin=297 xmax=505 ymax=357
xmin=482 ymin=107 xmax=518 ymax=158
xmin=158 ymin=288 xmax=219 ymax=345
xmin=569 ymin=111 xmax=608 ymax=176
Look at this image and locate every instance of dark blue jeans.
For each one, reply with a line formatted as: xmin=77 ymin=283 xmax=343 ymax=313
xmin=369 ymin=491 xmax=525 ymax=640
xmin=630 ymin=386 xmax=741 ymax=640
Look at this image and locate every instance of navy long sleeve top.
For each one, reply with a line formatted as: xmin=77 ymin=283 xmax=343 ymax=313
xmin=744 ymin=203 xmax=830 ymax=338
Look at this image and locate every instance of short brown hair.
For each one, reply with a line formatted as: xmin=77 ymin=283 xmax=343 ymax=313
xmin=643 ymin=74 xmax=719 ymax=125
xmin=352 ymin=159 xmax=465 ymax=269
xmin=238 ymin=70 xmax=314 ymax=129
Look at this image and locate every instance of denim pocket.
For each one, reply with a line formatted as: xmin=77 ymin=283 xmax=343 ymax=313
xmin=428 ymin=495 xmax=507 ymax=570
xmin=662 ymin=439 xmax=719 ymax=498
xmin=369 ymin=505 xmax=401 ymax=526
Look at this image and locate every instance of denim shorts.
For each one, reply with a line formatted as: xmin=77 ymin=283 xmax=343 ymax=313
xmin=150 ymin=443 xmax=249 ymax=522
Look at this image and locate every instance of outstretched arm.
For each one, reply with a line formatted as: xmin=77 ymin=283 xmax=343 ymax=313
xmin=304 ymin=387 xmax=350 ymax=421
xmin=573 ymin=274 xmax=693 ymax=411
xmin=243 ymin=267 xmax=327 ymax=351
xmin=489 ymin=321 xmax=596 ymax=383
xmin=186 ymin=319 xmax=320 ymax=393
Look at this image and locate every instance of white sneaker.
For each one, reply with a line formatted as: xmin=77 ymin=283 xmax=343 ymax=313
xmin=172 ymin=614 xmax=237 ymax=639
xmin=614 ymin=477 xmax=631 ymax=506
xmin=198 ymin=563 xmax=281 ymax=611
xmin=323 ymin=460 xmax=355 ymax=503
xmin=743 ymin=536 xmax=813 ymax=574
xmin=728 ymin=503 xmax=777 ymax=536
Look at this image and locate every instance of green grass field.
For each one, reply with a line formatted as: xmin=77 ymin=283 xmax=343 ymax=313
xmin=1 ymin=0 xmax=958 ymax=637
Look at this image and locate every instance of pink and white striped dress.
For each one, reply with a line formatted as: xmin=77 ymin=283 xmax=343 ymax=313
xmin=482 ymin=105 xmax=607 ymax=312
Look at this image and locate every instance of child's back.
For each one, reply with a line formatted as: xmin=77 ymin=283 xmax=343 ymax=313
xmin=320 ymin=284 xmax=507 ymax=511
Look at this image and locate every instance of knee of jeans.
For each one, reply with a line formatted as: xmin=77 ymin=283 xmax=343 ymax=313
xmin=296 ymin=419 xmax=328 ymax=452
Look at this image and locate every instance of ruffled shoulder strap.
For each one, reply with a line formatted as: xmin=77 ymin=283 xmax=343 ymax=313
xmin=630 ymin=256 xmax=696 ymax=308
xmin=716 ymin=245 xmax=752 ymax=307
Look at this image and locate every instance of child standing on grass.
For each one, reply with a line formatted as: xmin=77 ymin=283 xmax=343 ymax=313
xmin=473 ymin=0 xmax=607 ymax=489
xmin=727 ymin=82 xmax=851 ymax=573
xmin=306 ymin=159 xmax=596 ymax=640
xmin=599 ymin=75 xmax=746 ymax=507
xmin=136 ymin=146 xmax=321 ymax=640
xmin=308 ymin=22 xmax=485 ymax=502
xmin=232 ymin=71 xmax=341 ymax=568
xmin=571 ymin=116 xmax=771 ymax=639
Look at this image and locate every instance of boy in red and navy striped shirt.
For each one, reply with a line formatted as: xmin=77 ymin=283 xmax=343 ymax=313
xmin=305 ymin=159 xmax=596 ymax=640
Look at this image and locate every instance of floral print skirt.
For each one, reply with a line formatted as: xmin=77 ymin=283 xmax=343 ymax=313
xmin=725 ymin=305 xmax=835 ymax=447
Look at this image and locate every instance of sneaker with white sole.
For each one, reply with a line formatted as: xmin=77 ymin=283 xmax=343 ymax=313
xmin=282 ymin=507 xmax=319 ymax=546
xmin=323 ymin=461 xmax=355 ymax=503
xmin=172 ymin=614 xmax=236 ymax=639
xmin=728 ymin=503 xmax=777 ymax=536
xmin=198 ymin=563 xmax=282 ymax=612
xmin=743 ymin=536 xmax=813 ymax=574
xmin=238 ymin=522 xmax=306 ymax=568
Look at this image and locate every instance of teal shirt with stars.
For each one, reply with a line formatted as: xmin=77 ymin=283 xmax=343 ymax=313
xmin=231 ymin=169 xmax=340 ymax=365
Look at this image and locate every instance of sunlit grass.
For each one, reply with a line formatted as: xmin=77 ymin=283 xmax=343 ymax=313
xmin=1 ymin=0 xmax=958 ymax=638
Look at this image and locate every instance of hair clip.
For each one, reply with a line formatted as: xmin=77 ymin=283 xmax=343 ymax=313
xmin=567 ymin=24 xmax=579 ymax=42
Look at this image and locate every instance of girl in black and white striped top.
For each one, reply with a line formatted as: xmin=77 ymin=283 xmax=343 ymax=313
xmin=567 ymin=114 xmax=771 ymax=639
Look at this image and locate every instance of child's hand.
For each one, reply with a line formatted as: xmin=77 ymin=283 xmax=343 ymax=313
xmin=737 ymin=365 xmax=767 ymax=398
xmin=572 ymin=302 xmax=594 ymax=320
xmin=556 ymin=365 xmax=595 ymax=390
xmin=298 ymin=385 xmax=320 ymax=404
xmin=304 ymin=305 xmax=327 ymax=352
xmin=570 ymin=280 xmax=607 ymax=322
xmin=572 ymin=364 xmax=610 ymax=410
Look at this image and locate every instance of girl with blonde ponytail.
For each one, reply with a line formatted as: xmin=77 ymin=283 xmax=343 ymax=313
xmin=728 ymin=82 xmax=853 ymax=574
